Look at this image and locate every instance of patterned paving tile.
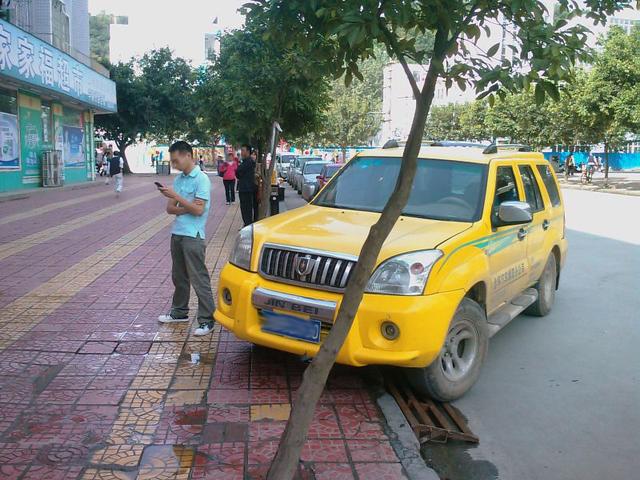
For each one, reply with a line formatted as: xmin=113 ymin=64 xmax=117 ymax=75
xmin=90 ymin=444 xmax=144 ymax=467
xmin=0 ymin=187 xmax=404 ymax=479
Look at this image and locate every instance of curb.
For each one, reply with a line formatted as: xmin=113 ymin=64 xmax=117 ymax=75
xmin=0 ymin=180 xmax=102 ymax=203
xmin=368 ymin=372 xmax=440 ymax=480
xmin=559 ymin=183 xmax=640 ymax=197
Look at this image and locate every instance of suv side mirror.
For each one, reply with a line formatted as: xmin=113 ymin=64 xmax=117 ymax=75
xmin=496 ymin=201 xmax=533 ymax=226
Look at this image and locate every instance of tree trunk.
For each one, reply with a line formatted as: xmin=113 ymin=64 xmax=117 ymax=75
xmin=341 ymin=145 xmax=347 ymax=163
xmin=266 ymin=56 xmax=442 ymax=480
xmin=115 ymin=140 xmax=133 ymax=174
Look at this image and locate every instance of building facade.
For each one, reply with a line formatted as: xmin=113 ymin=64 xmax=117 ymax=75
xmin=0 ymin=2 xmax=116 ymax=193
xmin=380 ymin=63 xmax=476 ymax=142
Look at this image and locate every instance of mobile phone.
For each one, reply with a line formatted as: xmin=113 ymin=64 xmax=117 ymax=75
xmin=154 ymin=182 xmax=164 ymax=188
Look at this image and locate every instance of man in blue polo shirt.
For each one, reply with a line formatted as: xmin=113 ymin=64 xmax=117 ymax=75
xmin=156 ymin=140 xmax=215 ymax=336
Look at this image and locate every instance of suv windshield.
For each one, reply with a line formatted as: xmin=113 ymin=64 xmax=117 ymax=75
xmin=313 ymin=156 xmax=487 ymax=222
xmin=304 ymin=163 xmax=326 ymax=175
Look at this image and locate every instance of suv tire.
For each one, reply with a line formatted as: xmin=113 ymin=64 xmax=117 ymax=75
xmin=406 ymin=297 xmax=488 ymax=402
xmin=525 ymin=253 xmax=557 ymax=317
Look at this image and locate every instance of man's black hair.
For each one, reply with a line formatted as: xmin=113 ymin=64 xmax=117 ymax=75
xmin=169 ymin=140 xmax=193 ymax=156
xmin=241 ymin=143 xmax=252 ymax=153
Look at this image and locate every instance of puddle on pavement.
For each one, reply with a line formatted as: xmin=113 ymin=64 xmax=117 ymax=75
xmin=178 ymin=351 xmax=215 ymax=365
xmin=139 ymin=445 xmax=195 ymax=470
xmin=174 ymin=409 xmax=207 ymax=426
xmin=421 ymin=443 xmax=499 ymax=480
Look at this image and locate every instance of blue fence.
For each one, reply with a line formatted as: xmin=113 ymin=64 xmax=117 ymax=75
xmin=543 ymin=151 xmax=640 ymax=170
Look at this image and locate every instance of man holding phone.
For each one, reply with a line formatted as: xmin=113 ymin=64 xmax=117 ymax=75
xmin=156 ymin=140 xmax=215 ymax=336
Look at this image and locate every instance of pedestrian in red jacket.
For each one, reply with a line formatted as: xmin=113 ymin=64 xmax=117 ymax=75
xmin=220 ymin=159 xmax=238 ymax=205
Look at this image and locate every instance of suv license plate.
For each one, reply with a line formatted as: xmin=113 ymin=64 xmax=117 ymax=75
xmin=261 ymin=310 xmax=321 ymax=344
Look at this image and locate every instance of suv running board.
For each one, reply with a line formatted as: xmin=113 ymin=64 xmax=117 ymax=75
xmin=487 ymin=288 xmax=538 ymax=337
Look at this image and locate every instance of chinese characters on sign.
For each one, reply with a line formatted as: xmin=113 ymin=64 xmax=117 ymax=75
xmin=0 ymin=20 xmax=117 ymax=112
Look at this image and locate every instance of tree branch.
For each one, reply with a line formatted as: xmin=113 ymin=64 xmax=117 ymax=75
xmin=380 ymin=22 xmax=422 ymax=100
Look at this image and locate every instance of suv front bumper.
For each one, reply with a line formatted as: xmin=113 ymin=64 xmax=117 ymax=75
xmin=214 ymin=263 xmax=465 ymax=368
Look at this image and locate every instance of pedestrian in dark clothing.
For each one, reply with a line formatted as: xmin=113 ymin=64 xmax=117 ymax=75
xmin=236 ymin=144 xmax=257 ymax=226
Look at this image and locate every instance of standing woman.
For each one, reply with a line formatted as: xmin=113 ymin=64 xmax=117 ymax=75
xmin=220 ymin=157 xmax=237 ymax=205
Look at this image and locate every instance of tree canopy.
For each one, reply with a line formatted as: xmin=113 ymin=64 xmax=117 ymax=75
xmin=94 ymin=48 xmax=199 ymax=168
xmin=198 ymin=27 xmax=331 ymax=153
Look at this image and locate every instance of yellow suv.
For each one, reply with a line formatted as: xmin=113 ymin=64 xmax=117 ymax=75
xmin=214 ymin=143 xmax=567 ymax=401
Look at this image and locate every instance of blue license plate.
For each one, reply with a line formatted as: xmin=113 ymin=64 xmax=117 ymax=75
xmin=261 ymin=310 xmax=321 ymax=344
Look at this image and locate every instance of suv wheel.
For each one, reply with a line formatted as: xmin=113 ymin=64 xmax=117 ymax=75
xmin=525 ymin=253 xmax=557 ymax=317
xmin=406 ymin=298 xmax=488 ymax=402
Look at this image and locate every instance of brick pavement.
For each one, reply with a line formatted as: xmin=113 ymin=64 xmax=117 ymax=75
xmin=0 ymin=175 xmax=408 ymax=479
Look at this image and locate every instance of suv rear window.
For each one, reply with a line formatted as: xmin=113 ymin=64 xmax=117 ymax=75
xmin=536 ymin=164 xmax=561 ymax=206
xmin=313 ymin=157 xmax=487 ymax=222
xmin=519 ymin=165 xmax=544 ymax=212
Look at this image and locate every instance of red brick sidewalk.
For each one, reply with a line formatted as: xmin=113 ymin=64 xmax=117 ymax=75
xmin=0 ymin=175 xmax=408 ymax=479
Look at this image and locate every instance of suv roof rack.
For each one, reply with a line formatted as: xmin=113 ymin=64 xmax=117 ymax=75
xmin=381 ymin=139 xmax=490 ymax=149
xmin=482 ymin=143 xmax=532 ymax=154
xmin=428 ymin=141 xmax=490 ymax=148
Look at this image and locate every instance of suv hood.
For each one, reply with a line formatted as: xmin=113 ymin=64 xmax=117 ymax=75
xmin=253 ymin=204 xmax=469 ymax=262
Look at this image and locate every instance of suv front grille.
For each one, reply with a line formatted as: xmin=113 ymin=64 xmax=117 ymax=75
xmin=259 ymin=244 xmax=357 ymax=292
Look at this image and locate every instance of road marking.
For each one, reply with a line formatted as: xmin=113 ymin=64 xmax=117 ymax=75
xmin=0 ymin=183 xmax=147 ymax=226
xmin=0 ymin=213 xmax=173 ymax=351
xmin=0 ymin=191 xmax=159 ymax=261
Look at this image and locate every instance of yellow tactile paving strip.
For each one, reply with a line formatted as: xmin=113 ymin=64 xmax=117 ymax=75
xmin=88 ymin=204 xmax=242 ymax=477
xmin=0 ymin=183 xmax=147 ymax=226
xmin=0 ymin=213 xmax=173 ymax=350
xmin=0 ymin=191 xmax=159 ymax=261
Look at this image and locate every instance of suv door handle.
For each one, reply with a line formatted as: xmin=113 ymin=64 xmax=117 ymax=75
xmin=542 ymin=219 xmax=550 ymax=230
xmin=517 ymin=228 xmax=527 ymax=241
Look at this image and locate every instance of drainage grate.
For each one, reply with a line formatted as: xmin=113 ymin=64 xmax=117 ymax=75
xmin=387 ymin=380 xmax=479 ymax=444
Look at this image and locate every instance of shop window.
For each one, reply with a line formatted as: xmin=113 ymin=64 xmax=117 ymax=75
xmin=0 ymin=88 xmax=17 ymax=115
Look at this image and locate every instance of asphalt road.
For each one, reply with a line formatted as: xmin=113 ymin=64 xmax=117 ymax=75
xmin=423 ymin=189 xmax=640 ymax=480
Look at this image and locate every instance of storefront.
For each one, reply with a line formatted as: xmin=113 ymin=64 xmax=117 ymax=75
xmin=0 ymin=19 xmax=117 ymax=193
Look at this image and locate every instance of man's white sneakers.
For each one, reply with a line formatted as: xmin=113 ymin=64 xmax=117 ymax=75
xmin=194 ymin=323 xmax=214 ymax=336
xmin=158 ymin=314 xmax=189 ymax=323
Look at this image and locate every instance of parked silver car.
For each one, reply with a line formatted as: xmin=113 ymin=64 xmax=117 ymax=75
xmin=276 ymin=153 xmax=297 ymax=180
xmin=292 ymin=156 xmax=323 ymax=193
xmin=299 ymin=160 xmax=328 ymax=198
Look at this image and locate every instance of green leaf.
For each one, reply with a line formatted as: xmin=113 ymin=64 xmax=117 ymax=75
xmin=534 ymin=83 xmax=545 ymax=105
xmin=487 ymin=43 xmax=500 ymax=58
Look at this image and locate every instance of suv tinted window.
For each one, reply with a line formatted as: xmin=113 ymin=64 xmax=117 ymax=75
xmin=519 ymin=165 xmax=544 ymax=212
xmin=493 ymin=166 xmax=520 ymax=211
xmin=314 ymin=157 xmax=487 ymax=222
xmin=536 ymin=164 xmax=561 ymax=206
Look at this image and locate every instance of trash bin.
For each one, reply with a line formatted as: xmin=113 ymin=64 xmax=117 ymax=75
xmin=156 ymin=161 xmax=170 ymax=175
xmin=278 ymin=186 xmax=285 ymax=201
xmin=270 ymin=191 xmax=280 ymax=215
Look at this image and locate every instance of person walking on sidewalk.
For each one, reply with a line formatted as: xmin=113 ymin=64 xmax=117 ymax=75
xmin=103 ymin=150 xmax=113 ymax=183
xmin=237 ymin=144 xmax=257 ymax=226
xmin=108 ymin=151 xmax=124 ymax=196
xmin=220 ymin=157 xmax=237 ymax=205
xmin=157 ymin=140 xmax=215 ymax=336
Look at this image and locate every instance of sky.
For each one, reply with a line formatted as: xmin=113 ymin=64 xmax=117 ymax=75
xmin=89 ymin=0 xmax=246 ymax=65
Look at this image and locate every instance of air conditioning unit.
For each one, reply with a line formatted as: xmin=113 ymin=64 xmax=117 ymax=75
xmin=42 ymin=150 xmax=63 ymax=187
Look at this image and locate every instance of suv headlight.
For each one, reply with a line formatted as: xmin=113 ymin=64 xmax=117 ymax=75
xmin=366 ymin=250 xmax=443 ymax=296
xmin=229 ymin=225 xmax=253 ymax=271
